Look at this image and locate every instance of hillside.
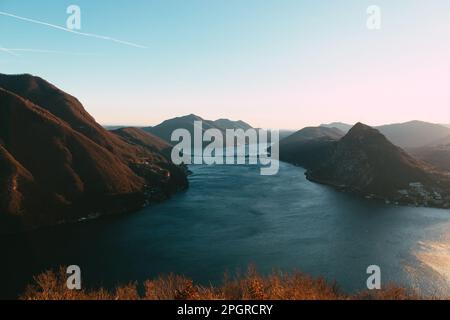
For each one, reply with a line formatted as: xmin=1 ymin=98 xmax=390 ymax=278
xmin=306 ymin=123 xmax=450 ymax=207
xmin=282 ymin=127 xmax=344 ymax=143
xmin=112 ymin=127 xmax=172 ymax=156
xmin=112 ymin=127 xmax=189 ymax=187
xmin=408 ymin=143 xmax=450 ymax=172
xmin=376 ymin=120 xmax=450 ymax=149
xmin=0 ymin=74 xmax=188 ymax=233
xmin=0 ymin=74 xmax=151 ymax=164
xmin=322 ymin=120 xmax=450 ymax=149
xmin=278 ymin=127 xmax=344 ymax=169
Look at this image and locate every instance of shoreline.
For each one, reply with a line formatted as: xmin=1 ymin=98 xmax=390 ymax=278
xmin=0 ymin=183 xmax=189 ymax=237
xmin=279 ymin=160 xmax=450 ymax=210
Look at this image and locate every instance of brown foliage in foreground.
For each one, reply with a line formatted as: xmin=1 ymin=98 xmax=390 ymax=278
xmin=21 ymin=266 xmax=425 ymax=300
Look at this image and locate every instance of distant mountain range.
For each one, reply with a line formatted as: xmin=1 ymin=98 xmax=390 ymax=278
xmin=106 ymin=119 xmax=450 ymax=152
xmin=0 ymin=74 xmax=188 ymax=234
xmin=376 ymin=121 xmax=450 ymax=149
xmin=2 ymin=72 xmax=450 ymax=230
xmin=320 ymin=120 xmax=450 ymax=173
xmin=320 ymin=122 xmax=353 ymax=133
xmin=321 ymin=120 xmax=450 ymax=149
xmin=280 ymin=123 xmax=450 ymax=208
xmin=213 ymin=118 xmax=253 ymax=131
xmin=278 ymin=130 xmax=297 ymax=140
xmin=408 ymin=142 xmax=450 ymax=172
xmin=143 ymin=114 xmax=254 ymax=144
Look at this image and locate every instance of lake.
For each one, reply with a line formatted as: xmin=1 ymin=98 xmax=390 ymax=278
xmin=1 ymin=161 xmax=450 ymax=299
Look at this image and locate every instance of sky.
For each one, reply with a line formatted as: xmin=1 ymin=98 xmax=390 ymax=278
xmin=1 ymin=0 xmax=450 ymax=129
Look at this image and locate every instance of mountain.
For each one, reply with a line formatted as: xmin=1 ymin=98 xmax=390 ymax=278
xmin=282 ymin=127 xmax=344 ymax=143
xmin=213 ymin=119 xmax=253 ymax=131
xmin=408 ymin=143 xmax=450 ymax=172
xmin=0 ymin=74 xmax=188 ymax=233
xmin=0 ymin=74 xmax=145 ymax=163
xmin=306 ymin=123 xmax=450 ymax=207
xmin=376 ymin=121 xmax=450 ymax=149
xmin=321 ymin=120 xmax=450 ymax=149
xmin=104 ymin=125 xmax=126 ymax=131
xmin=278 ymin=127 xmax=345 ymax=169
xmin=427 ymin=134 xmax=450 ymax=146
xmin=320 ymin=122 xmax=353 ymax=133
xmin=112 ymin=127 xmax=179 ymax=163
xmin=112 ymin=127 xmax=189 ymax=188
xmin=143 ymin=114 xmax=222 ymax=144
xmin=112 ymin=127 xmax=172 ymax=155
xmin=400 ymin=128 xmax=450 ymax=173
xmin=144 ymin=114 xmax=255 ymax=147
xmin=278 ymin=130 xmax=296 ymax=140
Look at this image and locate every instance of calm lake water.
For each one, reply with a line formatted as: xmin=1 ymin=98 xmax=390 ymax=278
xmin=1 ymin=162 xmax=450 ymax=299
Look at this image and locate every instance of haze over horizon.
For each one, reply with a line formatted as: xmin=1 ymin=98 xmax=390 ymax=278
xmin=1 ymin=0 xmax=450 ymax=129
xmin=102 ymin=117 xmax=448 ymax=132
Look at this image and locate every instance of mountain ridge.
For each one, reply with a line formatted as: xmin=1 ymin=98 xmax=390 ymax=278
xmin=144 ymin=114 xmax=255 ymax=144
xmin=277 ymin=126 xmax=344 ymax=169
xmin=321 ymin=120 xmax=450 ymax=149
xmin=305 ymin=123 xmax=450 ymax=207
xmin=0 ymin=74 xmax=188 ymax=234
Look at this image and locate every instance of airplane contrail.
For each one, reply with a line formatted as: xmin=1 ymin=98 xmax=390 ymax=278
xmin=0 ymin=11 xmax=147 ymax=49
xmin=0 ymin=44 xmax=19 ymax=56
xmin=4 ymin=48 xmax=101 ymax=56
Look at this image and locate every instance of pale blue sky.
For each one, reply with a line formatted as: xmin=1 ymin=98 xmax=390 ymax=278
xmin=1 ymin=1 xmax=450 ymax=129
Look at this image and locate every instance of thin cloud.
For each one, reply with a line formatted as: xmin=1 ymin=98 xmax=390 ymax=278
xmin=0 ymin=11 xmax=147 ymax=49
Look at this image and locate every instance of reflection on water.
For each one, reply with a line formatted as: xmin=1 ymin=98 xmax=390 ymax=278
xmin=1 ymin=162 xmax=450 ymax=299
xmin=416 ymin=241 xmax=450 ymax=284
xmin=408 ymin=222 xmax=450 ymax=296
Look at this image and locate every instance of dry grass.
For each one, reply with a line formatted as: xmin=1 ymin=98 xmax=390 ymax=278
xmin=21 ymin=266 xmax=430 ymax=300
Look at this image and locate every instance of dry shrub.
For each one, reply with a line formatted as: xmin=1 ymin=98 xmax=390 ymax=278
xmin=22 ymin=267 xmax=84 ymax=300
xmin=113 ymin=283 xmax=140 ymax=300
xmin=144 ymin=274 xmax=199 ymax=300
xmin=216 ymin=266 xmax=342 ymax=300
xmin=21 ymin=266 xmax=428 ymax=301
xmin=21 ymin=267 xmax=139 ymax=300
xmin=354 ymin=284 xmax=421 ymax=300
